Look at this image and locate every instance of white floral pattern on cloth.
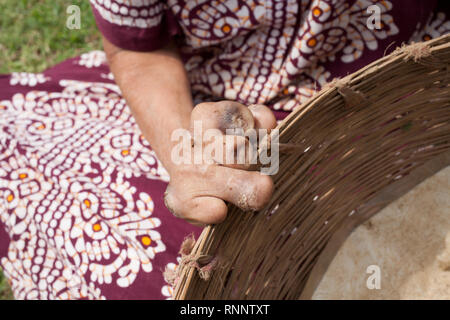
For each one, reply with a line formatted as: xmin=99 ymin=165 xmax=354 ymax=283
xmin=288 ymin=0 xmax=399 ymax=67
xmin=0 ymin=79 xmax=169 ymax=299
xmin=168 ymin=0 xmax=402 ymax=111
xmin=161 ymin=256 xmax=181 ymax=300
xmin=9 ymin=72 xmax=50 ymax=87
xmin=77 ymin=51 xmax=108 ymax=68
xmin=101 ymin=72 xmax=115 ymax=81
xmin=272 ymin=65 xmax=331 ymax=111
xmin=91 ymin=0 xmax=449 ymax=113
xmin=90 ymin=0 xmax=165 ymax=28
xmin=410 ymin=11 xmax=450 ymax=42
xmin=2 ymin=0 xmax=448 ymax=300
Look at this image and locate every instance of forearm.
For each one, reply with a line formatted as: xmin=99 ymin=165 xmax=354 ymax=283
xmin=103 ymin=37 xmax=193 ymax=174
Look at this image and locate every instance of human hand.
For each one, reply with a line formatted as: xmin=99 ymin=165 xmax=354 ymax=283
xmin=164 ymin=101 xmax=277 ymax=226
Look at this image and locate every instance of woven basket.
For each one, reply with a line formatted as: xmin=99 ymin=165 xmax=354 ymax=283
xmin=173 ymin=34 xmax=450 ymax=300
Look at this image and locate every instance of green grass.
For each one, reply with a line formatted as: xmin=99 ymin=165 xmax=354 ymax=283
xmin=0 ymin=0 xmax=102 ymax=74
xmin=0 ymin=0 xmax=102 ymax=299
xmin=0 ymin=269 xmax=13 ymax=300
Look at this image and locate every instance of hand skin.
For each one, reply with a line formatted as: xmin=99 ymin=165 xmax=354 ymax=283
xmin=102 ymin=36 xmax=275 ymax=226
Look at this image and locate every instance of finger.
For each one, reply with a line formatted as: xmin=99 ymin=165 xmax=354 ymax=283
xmin=165 ymin=166 xmax=273 ymax=226
xmin=199 ymin=125 xmax=258 ymax=171
xmin=191 ymin=101 xmax=254 ymax=133
xmin=180 ymin=165 xmax=273 ymax=215
xmin=214 ymin=166 xmax=273 ymax=212
xmin=164 ymin=183 xmax=228 ymax=225
xmin=186 ymin=196 xmax=228 ymax=225
xmin=219 ymin=168 xmax=274 ymax=212
xmin=248 ymin=104 xmax=277 ymax=131
xmin=217 ymin=134 xmax=257 ymax=170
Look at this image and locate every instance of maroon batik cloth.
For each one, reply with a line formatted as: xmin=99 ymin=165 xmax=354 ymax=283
xmin=0 ymin=0 xmax=449 ymax=299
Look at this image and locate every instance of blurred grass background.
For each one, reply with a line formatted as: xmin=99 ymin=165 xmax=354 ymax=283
xmin=0 ymin=0 xmax=101 ymax=73
xmin=0 ymin=0 xmax=101 ymax=299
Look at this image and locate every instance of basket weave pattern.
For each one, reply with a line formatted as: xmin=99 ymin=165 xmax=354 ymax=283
xmin=174 ymin=35 xmax=450 ymax=300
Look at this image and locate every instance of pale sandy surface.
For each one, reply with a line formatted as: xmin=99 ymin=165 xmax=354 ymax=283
xmin=313 ymin=166 xmax=450 ymax=299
